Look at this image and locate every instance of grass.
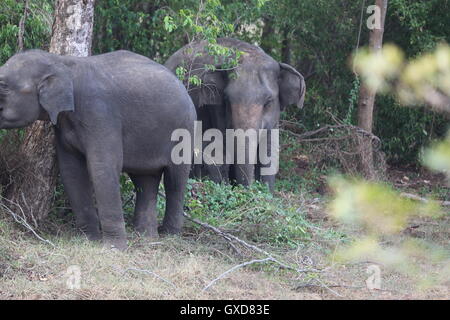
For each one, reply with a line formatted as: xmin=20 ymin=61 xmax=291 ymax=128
xmin=0 ymin=170 xmax=341 ymax=300
xmin=0 ymin=133 xmax=448 ymax=299
xmin=184 ymin=180 xmax=316 ymax=247
xmin=0 ymin=216 xmax=318 ymax=300
xmin=1 ymin=173 xmax=449 ymax=299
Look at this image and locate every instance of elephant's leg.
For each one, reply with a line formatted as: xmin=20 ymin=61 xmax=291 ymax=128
xmin=191 ymin=164 xmax=203 ymax=180
xmin=207 ymin=104 xmax=229 ymax=183
xmin=159 ymin=164 xmax=190 ymax=235
xmin=257 ymin=162 xmax=276 ymax=192
xmin=86 ymin=153 xmax=127 ymax=250
xmin=204 ymin=162 xmax=223 ymax=183
xmin=256 ymin=129 xmax=277 ymax=193
xmin=56 ymin=140 xmax=101 ymax=241
xmin=129 ymin=173 xmax=162 ymax=238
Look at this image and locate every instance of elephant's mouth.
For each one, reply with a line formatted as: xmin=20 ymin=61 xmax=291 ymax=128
xmin=0 ymin=117 xmax=23 ymax=129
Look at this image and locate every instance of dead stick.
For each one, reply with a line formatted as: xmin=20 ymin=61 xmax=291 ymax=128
xmin=122 ymin=267 xmax=176 ymax=288
xmin=157 ymin=192 xmax=320 ymax=273
xmin=401 ymin=192 xmax=450 ymax=207
xmin=203 ymin=257 xmax=273 ymax=291
xmin=0 ymin=196 xmax=55 ymax=247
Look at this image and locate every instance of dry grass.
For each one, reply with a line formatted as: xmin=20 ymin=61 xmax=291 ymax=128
xmin=0 ymin=222 xmax=318 ymax=300
xmin=0 ymin=208 xmax=448 ymax=300
xmin=0 ymin=171 xmax=448 ymax=300
xmin=297 ymin=198 xmax=450 ymax=300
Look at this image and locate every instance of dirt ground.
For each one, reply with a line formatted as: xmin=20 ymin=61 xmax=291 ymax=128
xmin=0 ymin=167 xmax=448 ymax=300
xmin=297 ymin=166 xmax=449 ymax=300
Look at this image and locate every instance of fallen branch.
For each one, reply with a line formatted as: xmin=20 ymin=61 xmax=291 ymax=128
xmin=203 ymin=257 xmax=273 ymax=291
xmin=157 ymin=192 xmax=321 ymax=275
xmin=295 ymin=281 xmax=399 ymax=294
xmin=122 ymin=267 xmax=176 ymax=288
xmin=182 ymin=211 xmax=319 ymax=274
xmin=280 ymin=120 xmax=381 ymax=144
xmin=401 ymin=192 xmax=450 ymax=207
xmin=181 ymin=208 xmax=242 ymax=255
xmin=0 ymin=195 xmax=55 ymax=247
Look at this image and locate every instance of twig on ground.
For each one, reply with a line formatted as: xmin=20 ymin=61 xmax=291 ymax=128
xmin=203 ymin=257 xmax=273 ymax=291
xmin=182 ymin=210 xmax=320 ymax=273
xmin=314 ymin=277 xmax=343 ymax=297
xmin=295 ymin=281 xmax=400 ymax=294
xmin=122 ymin=267 xmax=176 ymax=288
xmin=157 ymin=191 xmax=321 ymax=282
xmin=401 ymin=192 xmax=450 ymax=207
xmin=0 ymin=195 xmax=55 ymax=248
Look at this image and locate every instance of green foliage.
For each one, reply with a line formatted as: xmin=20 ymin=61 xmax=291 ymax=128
xmin=93 ymin=0 xmax=183 ymax=62
xmin=328 ymin=175 xmax=449 ymax=289
xmin=329 ymin=177 xmax=441 ymax=235
xmin=0 ymin=0 xmax=52 ymax=65
xmin=329 ymin=42 xmax=450 ymax=289
xmin=163 ymin=0 xmax=235 ymax=42
xmin=345 ymin=76 xmax=360 ymax=125
xmin=375 ymin=96 xmax=447 ymax=163
xmin=276 ymin=131 xmax=326 ymax=193
xmin=91 ymin=0 xmax=450 ymax=165
xmin=161 ymin=0 xmax=247 ymax=87
xmin=116 ymin=174 xmax=319 ymax=247
xmin=375 ymin=0 xmax=450 ymax=163
xmin=265 ymin=0 xmax=449 ymax=164
xmin=387 ymin=0 xmax=449 ymax=53
xmin=185 ymin=179 xmax=312 ymax=247
xmin=0 ymin=0 xmax=449 ymax=164
xmin=355 ymin=42 xmax=450 ymax=163
xmin=423 ymin=132 xmax=450 ymax=174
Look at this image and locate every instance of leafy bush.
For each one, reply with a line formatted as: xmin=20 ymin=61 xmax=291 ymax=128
xmin=184 ymin=179 xmax=313 ymax=246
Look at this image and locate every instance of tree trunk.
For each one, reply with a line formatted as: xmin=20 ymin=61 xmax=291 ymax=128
xmin=260 ymin=16 xmax=274 ymax=54
xmin=6 ymin=0 xmax=95 ymax=226
xmin=281 ymin=27 xmax=291 ymax=65
xmin=357 ymin=0 xmax=387 ymax=179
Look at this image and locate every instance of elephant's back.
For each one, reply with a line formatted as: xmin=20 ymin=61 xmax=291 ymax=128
xmin=89 ymin=50 xmax=176 ymax=85
xmin=83 ymin=50 xmax=194 ymax=119
xmin=68 ymin=50 xmax=196 ymax=138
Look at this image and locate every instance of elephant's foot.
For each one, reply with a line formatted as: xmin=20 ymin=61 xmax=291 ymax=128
xmin=78 ymin=225 xmax=102 ymax=242
xmin=102 ymin=236 xmax=128 ymax=251
xmin=86 ymin=231 xmax=102 ymax=242
xmin=135 ymin=225 xmax=159 ymax=239
xmin=158 ymin=224 xmax=182 ymax=236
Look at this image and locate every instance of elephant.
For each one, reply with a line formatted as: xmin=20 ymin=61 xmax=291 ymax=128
xmin=165 ymin=38 xmax=306 ymax=192
xmin=0 ymin=49 xmax=196 ymax=250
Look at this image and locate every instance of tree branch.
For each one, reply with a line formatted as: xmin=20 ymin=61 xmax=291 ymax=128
xmin=17 ymin=0 xmax=29 ymax=52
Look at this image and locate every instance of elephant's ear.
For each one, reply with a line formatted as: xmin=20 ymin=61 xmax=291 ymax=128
xmin=278 ymin=63 xmax=306 ymax=110
xmin=38 ymin=63 xmax=75 ymax=125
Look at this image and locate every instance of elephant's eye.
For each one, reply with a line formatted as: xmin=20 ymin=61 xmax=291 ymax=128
xmin=264 ymin=98 xmax=273 ymax=108
xmin=0 ymin=81 xmax=9 ymax=99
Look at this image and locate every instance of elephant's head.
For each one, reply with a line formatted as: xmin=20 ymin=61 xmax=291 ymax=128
xmin=223 ymin=58 xmax=305 ymax=186
xmin=169 ymin=39 xmax=306 ymax=186
xmin=0 ymin=50 xmax=74 ymax=129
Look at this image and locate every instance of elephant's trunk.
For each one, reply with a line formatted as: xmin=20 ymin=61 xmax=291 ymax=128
xmin=229 ymin=103 xmax=263 ymax=186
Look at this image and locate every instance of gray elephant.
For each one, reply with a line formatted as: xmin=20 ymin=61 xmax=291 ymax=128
xmin=165 ymin=38 xmax=306 ymax=192
xmin=0 ymin=50 xmax=196 ymax=250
